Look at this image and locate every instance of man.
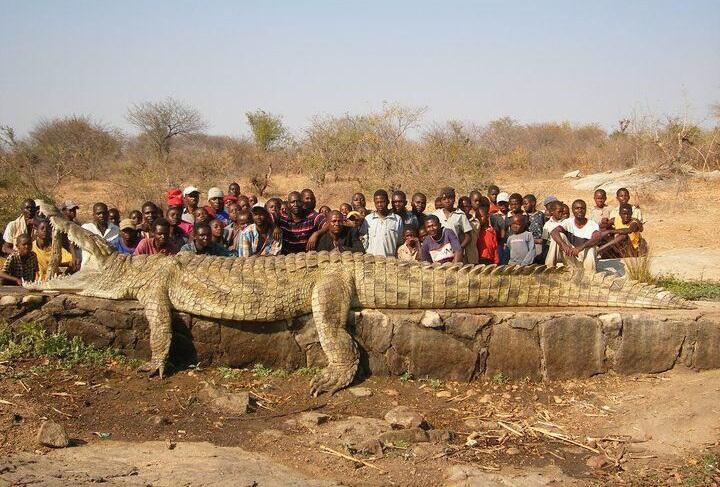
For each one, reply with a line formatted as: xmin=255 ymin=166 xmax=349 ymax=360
xmin=228 ymin=182 xmax=241 ymax=199
xmin=421 ymin=215 xmax=462 ymax=264
xmin=134 ymin=218 xmax=181 ymax=256
xmin=391 ymin=190 xmax=419 ymax=229
xmin=61 ymin=200 xmax=79 ymax=223
xmin=81 ymin=202 xmax=119 ymax=266
xmin=238 ymin=206 xmax=283 ymax=256
xmin=0 ymin=234 xmax=37 ymax=285
xmin=278 ymin=191 xmax=323 ymax=254
xmin=542 ymin=195 xmax=558 ymax=218
xmin=359 ymin=190 xmax=404 ymax=257
xmin=181 ymin=223 xmax=233 ymax=256
xmin=459 ymin=196 xmax=480 ymax=264
xmin=32 ymin=219 xmax=74 ymax=280
xmin=487 ymin=185 xmax=500 ymax=214
xmin=205 ymin=187 xmax=230 ymax=224
xmin=139 ymin=202 xmax=160 ymax=238
xmin=182 ymin=186 xmax=200 ymax=224
xmin=609 ymin=187 xmax=643 ymax=223
xmin=316 ymin=210 xmax=364 ymax=252
xmin=301 ymin=188 xmax=326 ymax=227
xmin=433 ymin=187 xmax=472 ymax=253
xmin=2 ymin=199 xmax=39 ymax=254
xmin=111 ymin=219 xmax=141 ymax=254
xmin=411 ymin=192 xmax=427 ymax=229
xmin=549 ymin=199 xmax=607 ymax=271
xmin=598 ymin=204 xmax=647 ymax=258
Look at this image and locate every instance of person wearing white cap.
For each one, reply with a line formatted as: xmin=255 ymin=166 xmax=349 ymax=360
xmin=204 ymin=187 xmax=230 ymax=225
xmin=490 ymin=192 xmax=511 ymax=264
xmin=182 ymin=186 xmax=200 ymax=225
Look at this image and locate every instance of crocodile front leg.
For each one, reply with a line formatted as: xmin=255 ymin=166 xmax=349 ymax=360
xmin=310 ymin=265 xmax=359 ymax=396
xmin=136 ymin=283 xmax=172 ymax=378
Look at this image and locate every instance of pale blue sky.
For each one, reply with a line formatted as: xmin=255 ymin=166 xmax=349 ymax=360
xmin=1 ymin=0 xmax=719 ymax=137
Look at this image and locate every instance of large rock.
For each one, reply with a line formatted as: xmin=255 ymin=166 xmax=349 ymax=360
xmin=444 ymin=313 xmax=491 ymax=340
xmin=37 ymin=420 xmax=69 ymax=448
xmin=691 ymin=319 xmax=720 ymax=370
xmin=57 ymin=318 xmax=113 ymax=348
xmin=616 ymin=317 xmax=685 ymax=374
xmin=218 ymin=321 xmax=304 ymax=370
xmin=486 ymin=323 xmax=541 ymax=380
xmin=200 ymin=383 xmax=252 ymax=415
xmin=540 ymin=316 xmax=605 ymax=379
xmin=392 ymin=322 xmax=477 ymax=381
xmin=384 ymin=406 xmax=425 ymax=429
xmin=354 ymin=310 xmax=393 ymax=353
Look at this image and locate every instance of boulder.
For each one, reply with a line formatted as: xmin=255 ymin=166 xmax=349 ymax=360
xmin=384 ymin=406 xmax=425 ymax=429
xmin=486 ymin=323 xmax=541 ymax=380
xmin=379 ymin=428 xmax=429 ymax=445
xmin=37 ymin=420 xmax=69 ymax=448
xmin=200 ymin=383 xmax=252 ymax=415
xmin=444 ymin=313 xmax=491 ymax=340
xmin=615 ymin=317 xmax=685 ymax=374
xmin=0 ymin=295 xmax=18 ymax=306
xmin=540 ymin=316 xmax=605 ymax=379
xmin=57 ymin=319 xmax=113 ymax=348
xmin=691 ymin=319 xmax=720 ymax=370
xmin=354 ymin=310 xmax=393 ymax=352
xmin=218 ymin=321 xmax=304 ymax=370
xmin=348 ymin=387 xmax=373 ymax=397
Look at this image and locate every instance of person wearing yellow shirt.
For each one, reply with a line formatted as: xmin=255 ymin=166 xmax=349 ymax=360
xmin=32 ymin=219 xmax=76 ymax=281
xmin=598 ymin=204 xmax=646 ymax=258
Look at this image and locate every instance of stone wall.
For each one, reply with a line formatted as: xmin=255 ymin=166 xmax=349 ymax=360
xmin=2 ymin=292 xmax=719 ymax=381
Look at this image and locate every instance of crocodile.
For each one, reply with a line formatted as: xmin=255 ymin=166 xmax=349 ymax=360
xmin=24 ymin=201 xmax=690 ymax=395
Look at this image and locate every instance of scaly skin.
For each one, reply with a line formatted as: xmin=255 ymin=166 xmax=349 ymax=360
xmin=25 ymin=201 xmax=691 ymax=395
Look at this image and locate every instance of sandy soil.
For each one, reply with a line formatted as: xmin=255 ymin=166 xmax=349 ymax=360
xmin=1 ymin=359 xmax=718 ymax=486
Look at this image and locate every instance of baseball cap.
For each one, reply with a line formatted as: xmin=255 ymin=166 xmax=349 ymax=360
xmin=118 ymin=218 xmax=136 ymax=231
xmin=166 ymin=188 xmax=183 ymax=206
xmin=207 ymin=187 xmax=223 ymax=199
xmin=346 ymin=211 xmax=363 ymax=220
xmin=61 ymin=200 xmax=80 ymax=210
xmin=542 ymin=195 xmax=558 ymax=206
xmin=223 ymin=195 xmax=238 ymax=204
xmin=182 ymin=185 xmax=200 ymax=197
xmin=496 ymin=192 xmax=510 ymax=203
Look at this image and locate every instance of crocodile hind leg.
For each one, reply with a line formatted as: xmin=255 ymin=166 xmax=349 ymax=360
xmin=310 ymin=265 xmax=359 ymax=396
xmin=136 ymin=283 xmax=172 ymax=378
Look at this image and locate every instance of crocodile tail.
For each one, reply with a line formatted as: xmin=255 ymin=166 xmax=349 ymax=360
xmin=353 ymin=256 xmax=692 ymax=310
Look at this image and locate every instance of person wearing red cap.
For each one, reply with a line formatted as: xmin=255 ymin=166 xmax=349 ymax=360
xmin=166 ymin=188 xmax=183 ymax=208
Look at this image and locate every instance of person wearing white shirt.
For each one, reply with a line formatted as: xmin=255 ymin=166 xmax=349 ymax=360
xmin=549 ymin=199 xmax=608 ymax=272
xmin=433 ymin=187 xmax=473 ymax=251
xmin=80 ymin=202 xmax=119 ymax=268
xmin=359 ymin=190 xmax=404 ymax=257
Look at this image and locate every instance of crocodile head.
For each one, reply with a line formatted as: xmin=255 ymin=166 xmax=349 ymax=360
xmin=23 ymin=200 xmax=114 ymax=293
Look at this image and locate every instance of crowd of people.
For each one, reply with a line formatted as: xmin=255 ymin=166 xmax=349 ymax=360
xmin=0 ymin=182 xmax=646 ymax=285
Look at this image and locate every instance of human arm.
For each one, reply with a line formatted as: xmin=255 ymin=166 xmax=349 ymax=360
xmin=550 ymin=226 xmax=575 ymax=256
xmin=520 ymin=233 xmax=536 ymax=266
xmin=0 ymin=271 xmax=21 ymax=285
xmin=610 ymin=220 xmax=643 ymax=235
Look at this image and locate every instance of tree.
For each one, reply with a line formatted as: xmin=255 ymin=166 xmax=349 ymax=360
xmin=127 ymin=97 xmax=206 ymax=163
xmin=245 ymin=110 xmax=289 ymax=152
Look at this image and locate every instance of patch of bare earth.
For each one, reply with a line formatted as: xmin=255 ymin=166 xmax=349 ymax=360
xmin=1 ymin=359 xmax=718 ymax=486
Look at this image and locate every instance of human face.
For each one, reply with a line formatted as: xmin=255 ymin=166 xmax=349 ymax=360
xmin=121 ymin=228 xmax=137 ymax=244
xmin=470 ymin=193 xmax=481 ymax=210
xmin=228 ymin=183 xmax=240 ymax=198
xmin=319 ymin=206 xmax=331 ymax=216
xmin=21 ymin=200 xmax=37 ymax=220
xmin=374 ymin=194 xmax=389 ymax=214
xmin=424 ymin=218 xmax=441 ymax=238
xmin=167 ymin=208 xmax=181 ymax=226
xmin=227 ymin=204 xmax=239 ymax=222
xmin=571 ymin=201 xmax=587 ymax=220
xmin=510 ymin=216 xmax=524 ymax=234
xmin=477 ymin=210 xmax=489 ymax=227
xmin=130 ymin=211 xmax=143 ymax=226
xmin=619 ymin=206 xmax=633 ymax=225
xmin=523 ymin=198 xmax=536 ymax=213
xmin=459 ymin=198 xmax=472 ymax=216
xmin=412 ymin=194 xmax=426 ymax=214
xmin=108 ymin=209 xmax=120 ymax=226
xmin=154 ymin=225 xmax=170 ymax=247
xmin=593 ymin=191 xmax=607 ymax=208
xmin=36 ymin=221 xmax=50 ymax=242
xmin=94 ymin=205 xmax=109 ymax=226
xmin=352 ymin=193 xmax=366 ymax=210
xmin=209 ymin=197 xmax=224 ymax=211
xmin=265 ymin=200 xmax=279 ymax=216
xmin=301 ymin=190 xmax=316 ymax=212
xmin=16 ymin=237 xmax=31 ymax=257
xmin=561 ymin=205 xmax=570 ymax=220
xmin=328 ymin=212 xmax=344 ymax=235
xmin=288 ymin=193 xmax=304 ymax=216
xmin=551 ymin=204 xmax=564 ymax=221
xmin=617 ymin=190 xmax=630 ymax=205
xmin=237 ymin=197 xmax=250 ymax=212
xmin=497 ymin=201 xmax=509 ymax=214
xmin=441 ymin=194 xmax=455 ymax=211
xmin=488 ymin=188 xmax=499 ymax=203
xmin=62 ymin=207 xmax=77 ymax=221
xmin=403 ymin=228 xmax=419 ymax=245
xmin=185 ymin=191 xmax=199 ymax=208
xmin=142 ymin=205 xmax=158 ymax=225
xmin=236 ymin=214 xmax=249 ymax=227
xmin=252 ymin=210 xmax=267 ymax=228
xmin=391 ymin=194 xmax=407 ymax=213
xmin=248 ymin=194 xmax=258 ymax=206
xmin=508 ymin=197 xmax=522 ymax=214
xmin=195 ymin=227 xmax=211 ymax=250
xmin=210 ymin=220 xmax=224 ymax=238
xmin=339 ymin=204 xmax=351 ymax=216
xmin=194 ymin=208 xmax=209 ymax=224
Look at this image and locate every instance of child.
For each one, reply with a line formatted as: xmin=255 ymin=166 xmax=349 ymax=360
xmin=541 ymin=201 xmax=564 ymax=264
xmin=487 ymin=185 xmax=500 ymax=214
xmin=459 ymin=196 xmax=480 ymax=264
xmin=506 ymin=215 xmax=536 ymax=265
xmin=434 ymin=196 xmax=444 ymax=211
xmin=108 ymin=208 xmax=121 ymax=227
xmin=397 ymin=226 xmax=422 ymax=261
xmin=609 ymin=187 xmax=643 ymax=222
xmin=339 ymin=203 xmax=352 ymax=217
xmin=129 ymin=210 xmax=143 ymax=227
xmin=167 ymin=206 xmax=190 ymax=243
xmin=561 ymin=203 xmax=570 ymax=220
xmin=491 ymin=192 xmax=511 ymax=264
xmin=598 ymin=204 xmax=647 ymax=257
xmin=475 ymin=207 xmax=499 ymax=265
xmin=0 ymin=234 xmax=38 ymax=285
xmin=421 ymin=215 xmax=462 ymax=264
xmin=194 ymin=207 xmax=210 ymax=226
xmin=522 ymin=194 xmax=545 ymax=261
xmin=209 ymin=219 xmax=226 ymax=246
xmin=589 ymin=189 xmax=611 ymax=228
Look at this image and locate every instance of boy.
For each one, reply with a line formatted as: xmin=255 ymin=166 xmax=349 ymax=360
xmin=491 ymin=192 xmax=511 ymax=264
xmin=209 ymin=219 xmax=226 ymax=246
xmin=181 ymin=223 xmax=233 ymax=256
xmin=609 ymin=187 xmax=643 ymax=223
xmin=421 ymin=215 xmax=462 ymax=264
xmin=598 ymin=204 xmax=647 ymax=258
xmin=392 ymin=190 xmax=419 ymax=228
xmin=238 ymin=206 xmax=283 ymax=256
xmin=433 ymin=196 xmax=443 ymax=211
xmin=167 ymin=206 xmax=190 ymax=243
xmin=589 ymin=189 xmax=611 ymax=227
xmin=541 ymin=201 xmax=564 ymax=265
xmin=32 ymin=219 xmax=74 ymax=280
xmin=522 ymin=194 xmax=545 ymax=261
xmin=352 ymin=193 xmax=367 ymax=213
xmin=487 ymin=185 xmax=500 ymax=214
xmin=133 ymin=218 xmax=181 ymax=256
xmin=129 ymin=210 xmax=143 ymax=227
xmin=0 ymin=234 xmax=38 ymax=285
xmin=111 ymin=219 xmax=141 ymax=255
xmin=506 ymin=215 xmax=536 ymax=266
xmin=475 ymin=207 xmax=499 ymax=265
xmin=339 ymin=203 xmax=352 ymax=217
xmin=411 ymin=192 xmax=427 ymax=228
xmin=459 ymin=196 xmax=480 ymax=264
xmin=433 ymin=187 xmax=473 ymax=255
xmin=397 ymin=226 xmax=422 ymax=261
xmin=359 ymin=190 xmax=404 ymax=257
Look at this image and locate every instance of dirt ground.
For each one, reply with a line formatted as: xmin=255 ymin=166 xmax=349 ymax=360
xmin=1 ymin=358 xmax=719 ymax=486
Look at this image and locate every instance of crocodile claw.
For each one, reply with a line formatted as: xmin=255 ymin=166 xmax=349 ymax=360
xmin=310 ymin=362 xmax=357 ymax=397
xmin=137 ymin=361 xmax=165 ymax=379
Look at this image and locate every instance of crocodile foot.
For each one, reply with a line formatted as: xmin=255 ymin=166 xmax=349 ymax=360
xmin=310 ymin=362 xmax=357 ymax=396
xmin=137 ymin=361 xmax=165 ymax=379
